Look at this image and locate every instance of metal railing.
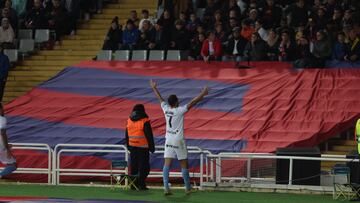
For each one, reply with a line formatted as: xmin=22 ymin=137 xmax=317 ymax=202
xmin=7 ymin=143 xmax=53 ymax=184
xmin=206 ymin=153 xmax=359 ymax=186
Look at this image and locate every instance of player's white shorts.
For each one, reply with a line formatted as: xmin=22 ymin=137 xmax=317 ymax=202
xmin=0 ymin=150 xmax=16 ymax=164
xmin=164 ymin=140 xmax=188 ymax=160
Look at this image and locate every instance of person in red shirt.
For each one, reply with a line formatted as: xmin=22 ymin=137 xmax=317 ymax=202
xmin=201 ymin=31 xmax=222 ymax=62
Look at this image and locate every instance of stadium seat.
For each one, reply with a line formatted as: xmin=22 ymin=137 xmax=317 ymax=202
xmin=19 ymin=39 xmax=35 ymax=58
xmin=114 ymin=50 xmax=130 ymax=61
xmin=4 ymin=49 xmax=18 ymax=63
xmin=332 ymin=164 xmax=360 ymax=200
xmin=166 ymin=50 xmax=181 ymax=61
xmin=34 ymin=29 xmax=50 ymax=43
xmin=132 ymin=50 xmax=148 ymax=61
xmin=148 ymin=50 xmax=165 ymax=61
xmin=18 ymin=29 xmax=33 ymax=39
xmin=96 ymin=50 xmax=112 ymax=61
xmin=110 ymin=160 xmax=138 ymax=190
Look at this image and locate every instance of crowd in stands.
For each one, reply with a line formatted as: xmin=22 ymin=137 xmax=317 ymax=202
xmin=102 ymin=0 xmax=360 ymax=67
xmin=0 ymin=0 xmax=114 ymax=47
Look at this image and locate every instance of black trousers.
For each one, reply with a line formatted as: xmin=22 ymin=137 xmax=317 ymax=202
xmin=0 ymin=79 xmax=7 ymax=102
xmin=129 ymin=147 xmax=150 ymax=189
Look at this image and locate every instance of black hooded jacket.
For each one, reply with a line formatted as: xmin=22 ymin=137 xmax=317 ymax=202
xmin=125 ymin=110 xmax=155 ymax=153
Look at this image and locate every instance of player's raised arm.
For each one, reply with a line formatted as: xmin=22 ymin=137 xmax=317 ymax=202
xmin=187 ymin=86 xmax=209 ymax=110
xmin=150 ymin=79 xmax=165 ymax=103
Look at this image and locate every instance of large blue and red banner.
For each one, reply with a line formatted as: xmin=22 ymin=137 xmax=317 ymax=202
xmin=4 ymin=61 xmax=360 ymax=182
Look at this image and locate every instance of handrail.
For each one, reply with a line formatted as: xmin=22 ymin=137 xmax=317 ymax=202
xmin=9 ymin=143 xmax=52 ymax=184
xmin=54 ymin=144 xmax=128 ymax=185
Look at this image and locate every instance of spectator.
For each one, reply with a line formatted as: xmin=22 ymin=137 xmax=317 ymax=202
xmin=122 ymin=20 xmax=140 ymax=50
xmin=277 ymin=17 xmax=295 ymax=37
xmin=311 ymin=30 xmax=332 ymax=67
xmin=344 ymin=28 xmax=360 ymax=62
xmin=0 ymin=18 xmax=14 ymax=48
xmin=24 ymin=0 xmax=47 ymax=29
xmin=286 ymin=0 xmax=309 ymax=27
xmin=342 ymin=9 xmax=354 ymax=27
xmin=212 ymin=10 xmax=223 ymax=29
xmin=255 ymin=20 xmax=269 ymax=41
xmin=201 ymin=31 xmax=222 ymax=62
xmin=214 ymin=23 xmax=226 ymax=43
xmin=278 ymin=30 xmax=298 ymax=61
xmin=261 ymin=0 xmax=282 ymax=29
xmin=223 ymin=27 xmax=247 ymax=62
xmin=240 ymin=19 xmax=254 ymax=41
xmin=186 ymin=13 xmax=199 ymax=36
xmin=62 ymin=0 xmax=81 ymax=35
xmin=102 ymin=16 xmax=122 ymax=51
xmin=148 ymin=21 xmax=165 ymax=50
xmin=0 ymin=43 xmax=9 ymax=102
xmin=189 ymin=32 xmax=205 ymax=60
xmin=304 ymin=17 xmax=319 ymax=44
xmin=157 ymin=10 xmax=174 ymax=49
xmin=314 ymin=8 xmax=328 ymax=29
xmin=138 ymin=20 xmax=155 ymax=50
xmin=266 ymin=29 xmax=280 ymax=61
xmin=170 ymin=20 xmax=189 ymax=50
xmin=222 ymin=0 xmax=241 ymax=20
xmin=3 ymin=0 xmax=18 ymax=33
xmin=244 ymin=32 xmax=269 ymax=61
xmin=227 ymin=17 xmax=239 ymax=36
xmin=46 ymin=0 xmax=69 ymax=41
xmin=294 ymin=36 xmax=312 ymax=68
xmin=331 ymin=7 xmax=343 ymax=33
xmin=179 ymin=11 xmax=187 ymax=23
xmin=139 ymin=9 xmax=153 ymax=30
xmin=332 ymin=32 xmax=347 ymax=60
xmin=128 ymin=10 xmax=139 ymax=27
xmin=204 ymin=0 xmax=220 ymax=17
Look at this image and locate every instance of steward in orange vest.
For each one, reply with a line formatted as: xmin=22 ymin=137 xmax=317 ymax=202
xmin=125 ymin=104 xmax=154 ymax=190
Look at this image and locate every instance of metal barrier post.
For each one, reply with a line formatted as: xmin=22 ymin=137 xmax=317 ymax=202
xmin=288 ymin=158 xmax=293 ymax=186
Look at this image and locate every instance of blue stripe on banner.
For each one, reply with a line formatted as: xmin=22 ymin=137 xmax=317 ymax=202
xmin=7 ymin=115 xmax=247 ymax=153
xmin=38 ymin=67 xmax=250 ymax=113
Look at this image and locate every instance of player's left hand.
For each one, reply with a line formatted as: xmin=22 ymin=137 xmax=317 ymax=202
xmin=202 ymin=86 xmax=209 ymax=96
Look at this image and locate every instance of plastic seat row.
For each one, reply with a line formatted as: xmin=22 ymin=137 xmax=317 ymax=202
xmin=96 ymin=50 xmax=187 ymax=61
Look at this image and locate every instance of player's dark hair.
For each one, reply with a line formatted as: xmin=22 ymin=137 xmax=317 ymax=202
xmin=168 ymin=95 xmax=179 ymax=107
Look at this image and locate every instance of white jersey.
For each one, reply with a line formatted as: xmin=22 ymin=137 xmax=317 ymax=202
xmin=0 ymin=116 xmax=7 ymax=151
xmin=0 ymin=115 xmax=16 ymax=164
xmin=161 ymin=102 xmax=188 ymax=146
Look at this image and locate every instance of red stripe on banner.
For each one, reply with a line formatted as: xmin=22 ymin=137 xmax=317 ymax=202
xmin=5 ymin=88 xmax=245 ymax=141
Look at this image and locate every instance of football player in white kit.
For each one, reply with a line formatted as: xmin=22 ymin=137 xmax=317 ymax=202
xmin=0 ymin=103 xmax=17 ymax=179
xmin=150 ymin=79 xmax=209 ymax=195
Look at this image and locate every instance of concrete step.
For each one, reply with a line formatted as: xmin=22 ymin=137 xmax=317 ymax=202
xmin=8 ymin=70 xmax=61 ymax=77
xmin=61 ymin=39 xmax=103 ymax=46
xmin=329 ymin=140 xmax=357 ymax=146
xmin=63 ymin=35 xmax=105 ymax=40
xmin=322 ymin=151 xmax=348 ymax=155
xmin=79 ymin=23 xmax=114 ymax=29
xmin=37 ymin=50 xmax=98 ymax=56
xmin=53 ymin=45 xmax=101 ymax=51
xmin=20 ymin=60 xmax=80 ymax=66
xmin=102 ymin=8 xmax=156 ymax=15
xmin=85 ymin=18 xmax=127 ymax=24
xmin=7 ymin=75 xmax=51 ymax=81
xmin=321 ymin=161 xmax=346 ymax=167
xmin=76 ymin=29 xmax=107 ymax=35
xmin=5 ymin=81 xmax=42 ymax=87
xmin=5 ymin=86 xmax=33 ymax=92
xmin=331 ymin=145 xmax=357 ymax=152
xmin=30 ymin=55 xmax=93 ymax=61
xmin=14 ymin=65 xmax=65 ymax=71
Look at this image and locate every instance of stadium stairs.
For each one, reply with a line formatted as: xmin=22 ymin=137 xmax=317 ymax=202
xmin=3 ymin=0 xmax=158 ymax=104
xmin=321 ymin=137 xmax=357 ymax=172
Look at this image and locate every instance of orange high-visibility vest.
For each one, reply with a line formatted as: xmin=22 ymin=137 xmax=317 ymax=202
xmin=127 ymin=118 xmax=149 ymax=148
